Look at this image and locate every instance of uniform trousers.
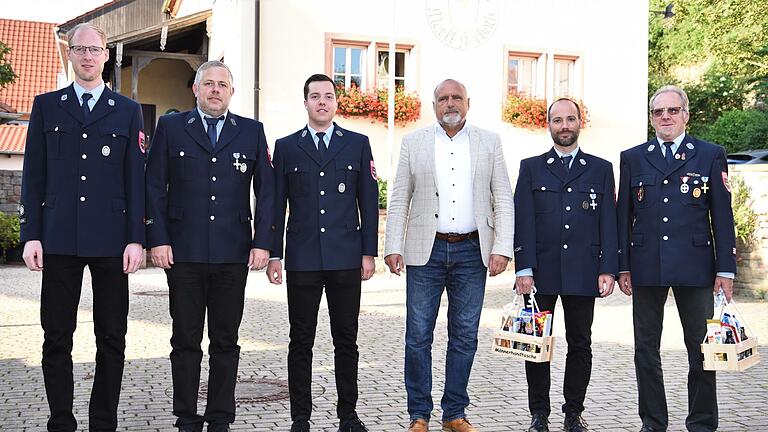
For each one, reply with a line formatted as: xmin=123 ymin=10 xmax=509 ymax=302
xmin=525 ymin=294 xmax=595 ymax=417
xmin=286 ymin=269 xmax=361 ymax=422
xmin=41 ymin=254 xmax=128 ymax=432
xmin=166 ymin=262 xmax=248 ymax=428
xmin=633 ymin=285 xmax=717 ymax=432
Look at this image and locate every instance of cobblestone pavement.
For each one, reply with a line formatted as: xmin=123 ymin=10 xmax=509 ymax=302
xmin=1 ymin=264 xmax=766 ymax=431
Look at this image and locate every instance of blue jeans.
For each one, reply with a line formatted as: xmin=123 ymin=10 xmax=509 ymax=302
xmin=404 ymin=237 xmax=487 ymax=421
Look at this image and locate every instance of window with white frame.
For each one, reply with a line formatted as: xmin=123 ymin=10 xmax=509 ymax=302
xmin=376 ymin=49 xmax=406 ymax=89
xmin=507 ymin=53 xmax=540 ymax=97
xmin=327 ymin=35 xmax=416 ymax=92
xmin=333 ymin=45 xmax=366 ymax=90
xmin=554 ymin=56 xmax=576 ymax=97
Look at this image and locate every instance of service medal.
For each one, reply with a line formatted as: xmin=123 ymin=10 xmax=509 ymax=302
xmin=693 ymin=187 xmax=702 ymax=198
xmin=582 ymin=201 xmax=589 ymax=210
xmin=240 ymin=163 xmax=247 ymax=173
xmin=101 ymin=145 xmax=111 ymax=157
xmin=680 ymin=176 xmax=690 ymax=194
xmin=338 ymin=183 xmax=346 ymax=193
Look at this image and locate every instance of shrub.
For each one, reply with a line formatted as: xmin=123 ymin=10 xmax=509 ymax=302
xmin=701 ymin=109 xmax=768 ymax=154
xmin=730 ymin=174 xmax=758 ymax=246
xmin=0 ymin=212 xmax=20 ymax=250
xmin=377 ymin=178 xmax=387 ymax=209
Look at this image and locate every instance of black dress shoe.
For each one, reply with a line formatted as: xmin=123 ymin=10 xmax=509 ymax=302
xmin=564 ymin=414 xmax=589 ymax=432
xmin=528 ymin=413 xmax=549 ymax=432
xmin=207 ymin=424 xmax=231 ymax=432
xmin=178 ymin=425 xmax=203 ymax=432
xmin=338 ymin=417 xmax=368 ymax=432
xmin=291 ymin=420 xmax=310 ymax=432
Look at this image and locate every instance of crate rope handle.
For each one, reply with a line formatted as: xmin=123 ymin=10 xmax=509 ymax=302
xmin=507 ymin=286 xmax=542 ymax=337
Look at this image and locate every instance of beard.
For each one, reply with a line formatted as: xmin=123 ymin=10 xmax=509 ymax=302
xmin=551 ymin=129 xmax=579 ymax=147
xmin=441 ymin=112 xmax=463 ymax=126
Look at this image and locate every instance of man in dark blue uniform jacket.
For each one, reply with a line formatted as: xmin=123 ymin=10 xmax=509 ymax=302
xmin=266 ymin=74 xmax=378 ymax=432
xmin=145 ymin=61 xmax=274 ymax=432
xmin=617 ymin=85 xmax=736 ymax=432
xmin=19 ymin=23 xmax=145 ymax=432
xmin=514 ymin=98 xmax=618 ymax=432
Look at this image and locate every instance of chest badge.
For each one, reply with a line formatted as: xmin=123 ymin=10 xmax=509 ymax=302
xmin=637 ymin=182 xmax=645 ymax=202
xmin=680 ymin=176 xmax=690 ymax=194
xmin=701 ymin=177 xmax=709 ymax=194
xmin=338 ymin=182 xmax=346 ymax=193
xmin=232 ymin=152 xmax=243 ymax=171
xmin=692 ymin=187 xmax=702 ymax=198
xmin=240 ymin=162 xmax=247 ymax=173
xmin=101 ymin=145 xmax=111 ymax=157
xmin=582 ymin=200 xmax=589 ymax=210
xmin=589 ymin=193 xmax=598 ymax=210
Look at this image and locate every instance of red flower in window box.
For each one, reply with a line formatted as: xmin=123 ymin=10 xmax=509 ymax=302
xmin=336 ymin=85 xmax=421 ymax=126
xmin=502 ymin=94 xmax=589 ymax=129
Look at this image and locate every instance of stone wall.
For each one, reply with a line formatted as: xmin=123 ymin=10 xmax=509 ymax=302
xmin=732 ymin=165 xmax=768 ymax=299
xmin=0 ymin=170 xmax=22 ymax=215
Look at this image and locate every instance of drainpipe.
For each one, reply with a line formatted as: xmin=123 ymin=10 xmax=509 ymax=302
xmin=253 ymin=0 xmax=260 ymax=120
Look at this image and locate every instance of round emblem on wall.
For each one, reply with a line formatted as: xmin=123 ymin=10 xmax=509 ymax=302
xmin=426 ymin=0 xmax=499 ymax=50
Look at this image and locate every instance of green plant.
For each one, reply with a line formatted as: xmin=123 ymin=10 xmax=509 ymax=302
xmin=701 ymin=109 xmax=768 ymax=153
xmin=730 ymin=174 xmax=758 ymax=246
xmin=0 ymin=41 xmax=17 ymax=90
xmin=377 ymin=178 xmax=387 ymax=209
xmin=0 ymin=212 xmax=21 ymax=250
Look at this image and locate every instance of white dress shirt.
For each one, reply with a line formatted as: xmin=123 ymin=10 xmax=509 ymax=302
xmin=72 ymin=81 xmax=104 ymax=111
xmin=434 ymin=123 xmax=477 ymax=234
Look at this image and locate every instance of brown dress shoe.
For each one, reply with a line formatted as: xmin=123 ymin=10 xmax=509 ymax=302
xmin=442 ymin=417 xmax=478 ymax=432
xmin=408 ymin=418 xmax=429 ymax=431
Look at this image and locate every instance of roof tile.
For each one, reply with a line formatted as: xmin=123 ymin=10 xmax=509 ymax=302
xmin=0 ymin=19 xmax=61 ymax=114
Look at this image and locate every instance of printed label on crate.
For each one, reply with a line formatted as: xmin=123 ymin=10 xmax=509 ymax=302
xmin=492 ymin=345 xmax=540 ymax=360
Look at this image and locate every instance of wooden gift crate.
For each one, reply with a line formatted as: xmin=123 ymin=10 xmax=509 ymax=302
xmin=492 ymin=329 xmax=555 ymax=363
xmin=701 ymin=336 xmax=760 ymax=371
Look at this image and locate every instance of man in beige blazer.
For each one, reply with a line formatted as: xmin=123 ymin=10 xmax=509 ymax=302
xmin=384 ymin=79 xmax=513 ymax=432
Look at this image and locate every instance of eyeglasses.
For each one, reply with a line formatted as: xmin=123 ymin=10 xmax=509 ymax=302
xmin=651 ymin=106 xmax=685 ymax=118
xmin=69 ymin=45 xmax=106 ymax=56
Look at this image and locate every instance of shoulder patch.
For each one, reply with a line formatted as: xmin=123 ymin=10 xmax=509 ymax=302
xmin=138 ymin=130 xmax=146 ymax=154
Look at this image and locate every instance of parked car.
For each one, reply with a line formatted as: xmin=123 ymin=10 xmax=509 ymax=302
xmin=726 ymin=149 xmax=768 ymax=164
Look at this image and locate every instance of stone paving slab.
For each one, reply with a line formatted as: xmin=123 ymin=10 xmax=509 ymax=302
xmin=0 ymin=265 xmax=766 ymax=431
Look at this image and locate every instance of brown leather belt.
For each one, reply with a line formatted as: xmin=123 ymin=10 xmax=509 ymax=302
xmin=435 ymin=230 xmax=479 ymax=243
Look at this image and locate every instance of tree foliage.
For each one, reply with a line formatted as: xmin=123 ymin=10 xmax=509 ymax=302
xmin=648 ymin=0 xmax=768 ymax=143
xmin=700 ymin=109 xmax=768 ymax=153
xmin=0 ymin=41 xmax=17 ymax=90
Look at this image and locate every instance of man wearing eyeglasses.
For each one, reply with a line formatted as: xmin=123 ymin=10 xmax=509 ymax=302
xmin=19 ymin=23 xmax=145 ymax=431
xmin=616 ymin=85 xmax=736 ymax=432
xmin=146 ymin=61 xmax=275 ymax=432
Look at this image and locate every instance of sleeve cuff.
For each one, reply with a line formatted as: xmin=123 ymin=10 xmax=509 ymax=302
xmin=515 ymin=267 xmax=533 ymax=277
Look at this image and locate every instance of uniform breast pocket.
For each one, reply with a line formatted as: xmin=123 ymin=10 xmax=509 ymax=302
xmin=336 ymin=160 xmax=360 ymax=191
xmin=684 ymin=178 xmax=710 ymax=208
xmin=532 ymin=182 xmax=558 ymax=213
xmin=286 ymin=163 xmax=308 ymax=197
xmin=44 ymin=124 xmax=71 ymax=159
xmin=99 ymin=125 xmax=129 ymax=165
xmin=630 ymin=175 xmax=655 ymax=209
xmin=169 ymin=148 xmax=188 ymax=180
xmin=579 ymin=183 xmax=603 ymax=215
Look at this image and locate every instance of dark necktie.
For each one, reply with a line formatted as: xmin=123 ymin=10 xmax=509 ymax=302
xmin=205 ymin=116 xmax=223 ymax=148
xmin=81 ymin=93 xmax=92 ymax=120
xmin=561 ymin=155 xmax=573 ymax=172
xmin=316 ymin=132 xmax=326 ymax=159
xmin=663 ymin=141 xmax=675 ymax=165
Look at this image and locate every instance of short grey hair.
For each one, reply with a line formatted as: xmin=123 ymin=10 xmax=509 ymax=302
xmin=194 ymin=61 xmax=234 ymax=87
xmin=67 ymin=23 xmax=107 ymax=47
xmin=649 ymin=85 xmax=689 ymax=111
xmin=433 ymin=79 xmax=468 ymax=102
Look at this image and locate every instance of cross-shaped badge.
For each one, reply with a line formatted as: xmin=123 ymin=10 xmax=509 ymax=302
xmin=590 ymin=201 xmax=597 ymax=210
xmin=233 ymin=152 xmax=242 ymax=170
xmin=702 ymin=182 xmax=709 ymax=194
